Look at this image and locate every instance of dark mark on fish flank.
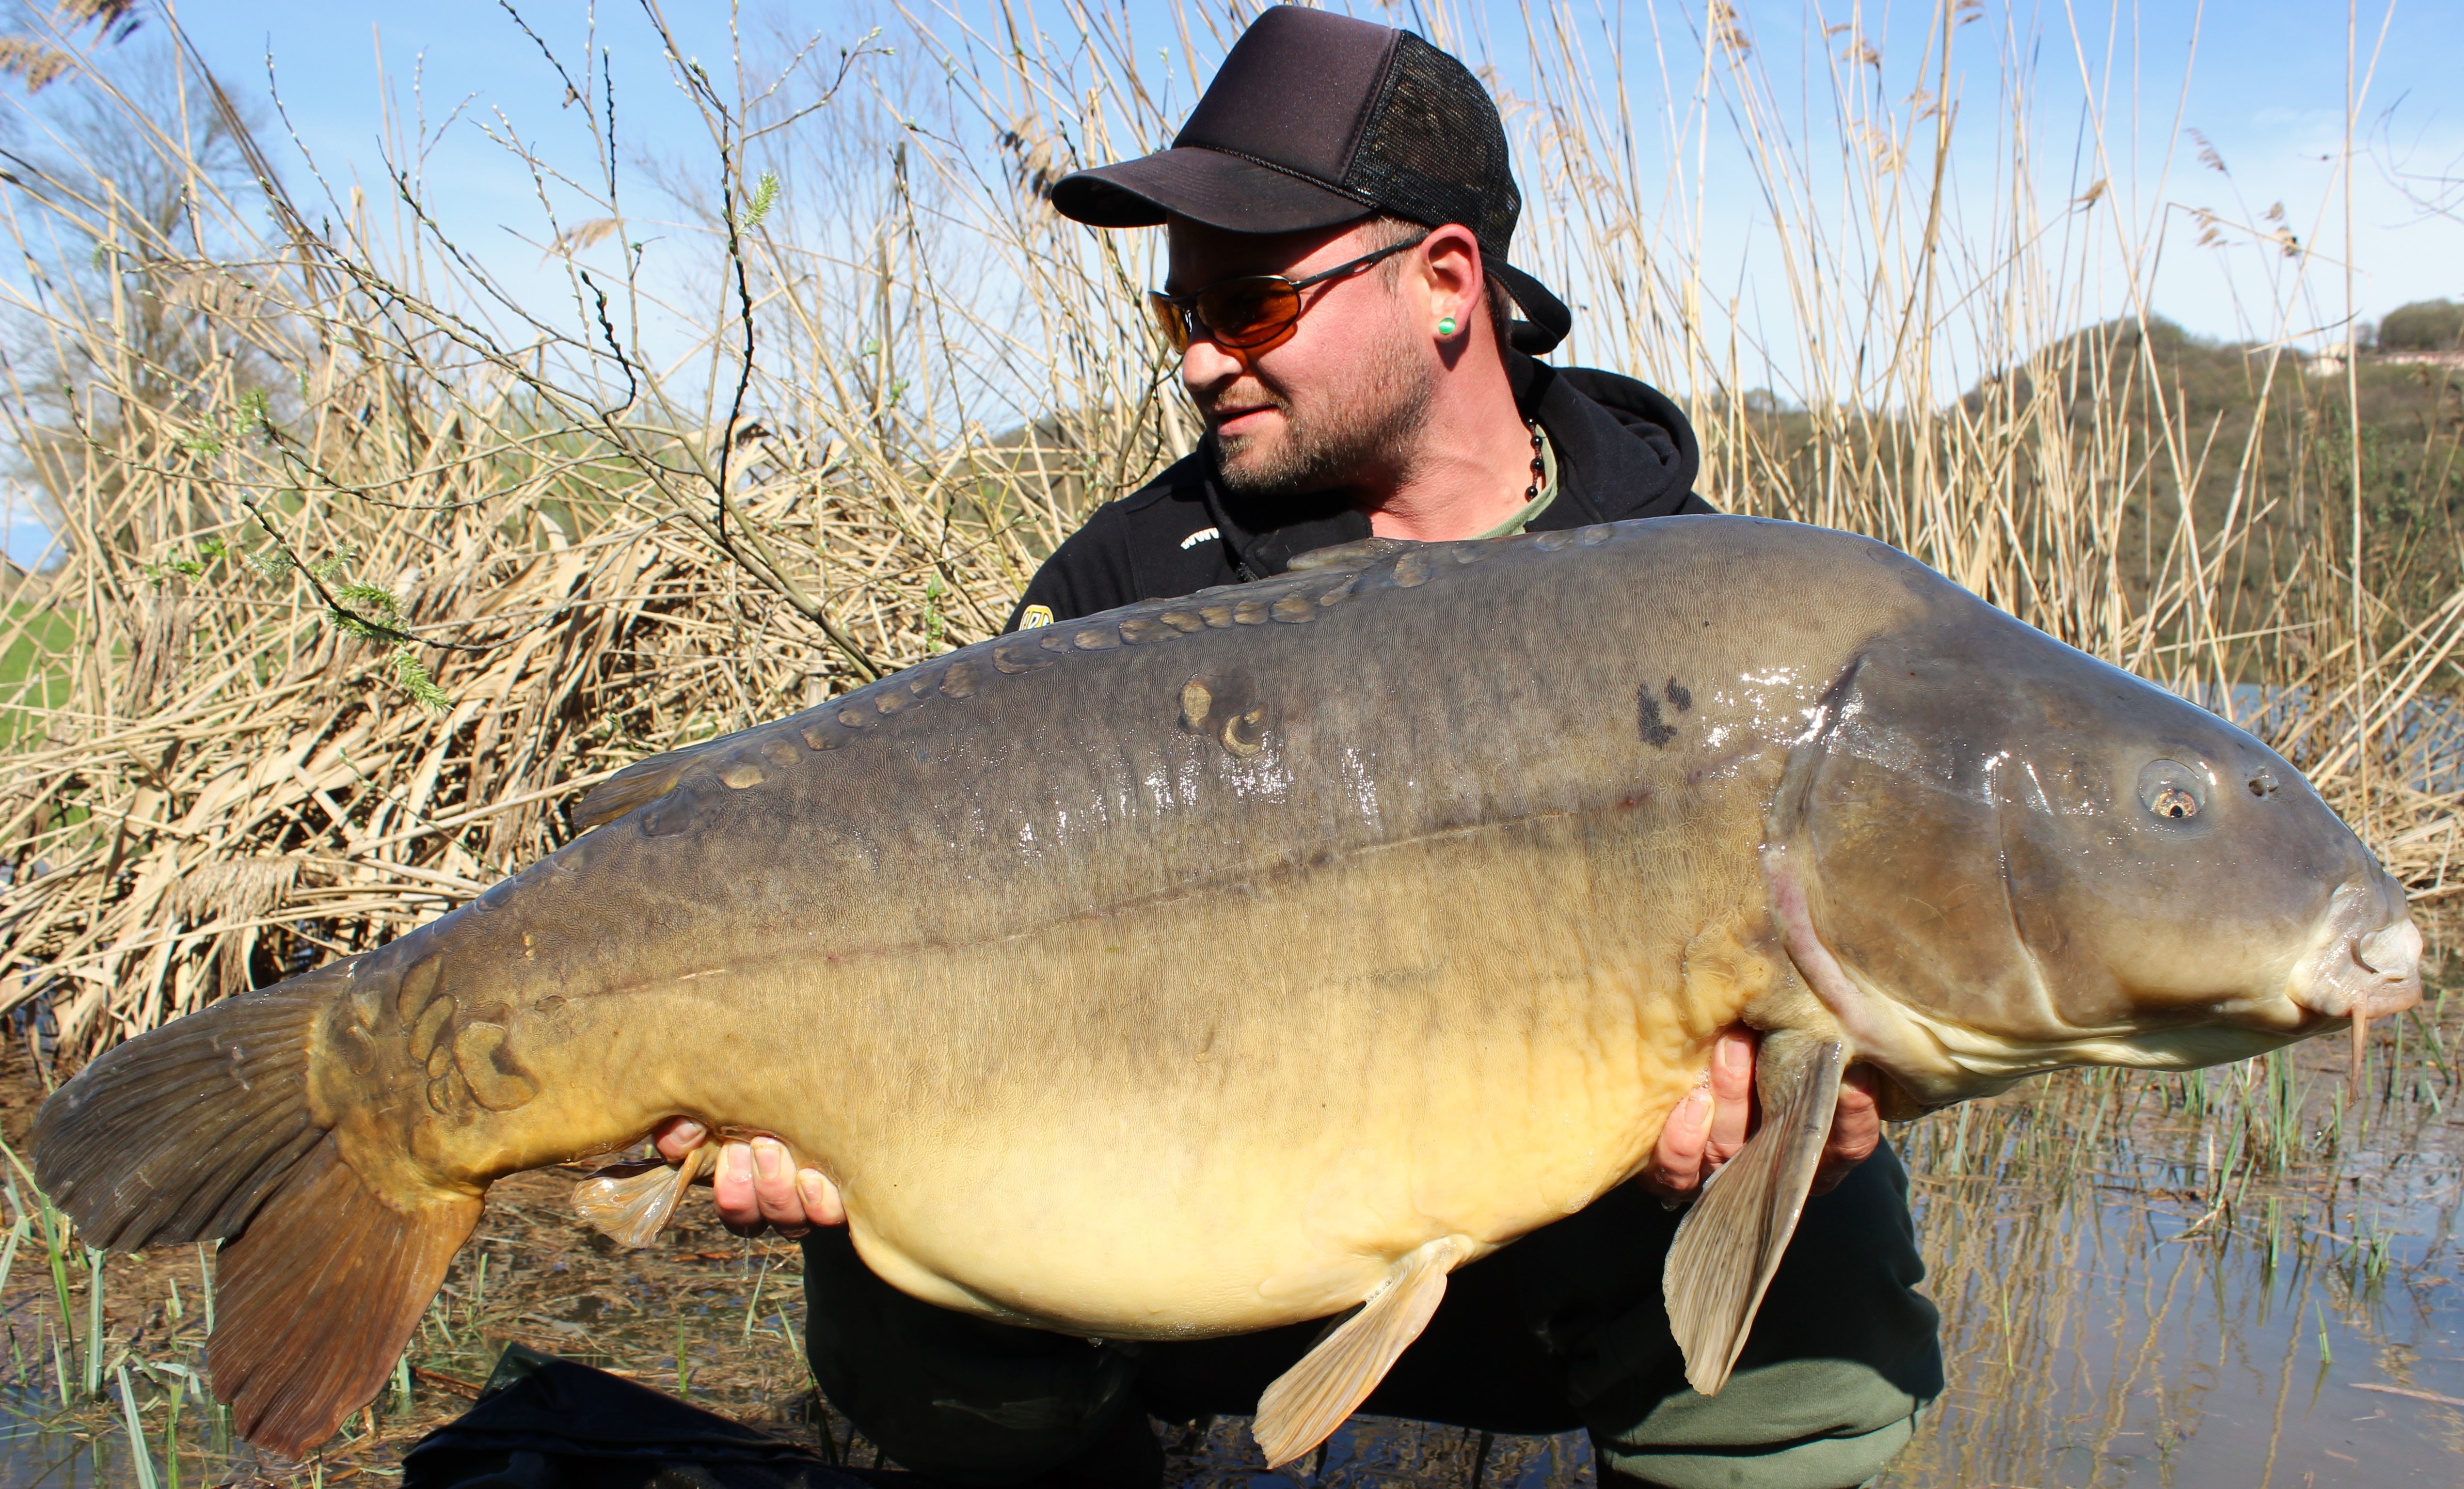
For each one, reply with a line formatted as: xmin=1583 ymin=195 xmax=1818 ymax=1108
xmin=1665 ymin=678 xmax=1693 ymax=713
xmin=1638 ymin=686 xmax=1680 ymax=749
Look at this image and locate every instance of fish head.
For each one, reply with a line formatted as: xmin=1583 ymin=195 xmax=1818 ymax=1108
xmin=1763 ymin=606 xmax=2420 ymax=1109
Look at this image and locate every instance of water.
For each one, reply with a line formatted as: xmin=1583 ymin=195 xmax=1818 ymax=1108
xmin=1882 ymin=1024 xmax=2464 ymax=1488
xmin=0 ymin=1378 xmax=272 ymax=1489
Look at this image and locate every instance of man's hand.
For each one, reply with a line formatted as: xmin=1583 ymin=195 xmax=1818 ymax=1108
xmin=652 ymin=1119 xmax=845 ymax=1239
xmin=1637 ymin=1027 xmax=1880 ymax=1204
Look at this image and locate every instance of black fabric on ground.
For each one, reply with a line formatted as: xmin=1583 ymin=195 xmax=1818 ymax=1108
xmin=401 ymin=1343 xmax=881 ymax=1489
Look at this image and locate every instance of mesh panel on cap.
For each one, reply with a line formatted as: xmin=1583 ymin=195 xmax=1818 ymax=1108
xmin=1344 ymin=32 xmax=1521 ymax=258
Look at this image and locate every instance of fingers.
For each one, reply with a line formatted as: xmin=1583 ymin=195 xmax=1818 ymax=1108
xmin=1812 ymin=1066 xmax=1883 ymax=1195
xmin=798 ymin=1167 xmax=847 ymax=1228
xmin=652 ymin=1117 xmax=706 ymax=1164
xmin=1637 ymin=1027 xmax=1765 ymax=1204
xmin=1704 ymin=1029 xmax=1754 ymax=1163
xmin=748 ymin=1138 xmax=817 ymax=1237
xmin=655 ymin=1120 xmax=847 ymax=1238
xmin=1637 ymin=1086 xmax=1714 ymax=1203
xmin=710 ymin=1141 xmax=767 ymax=1236
xmin=1643 ymin=1034 xmax=1882 ymax=1205
xmin=708 ymin=1137 xmax=847 ymax=1238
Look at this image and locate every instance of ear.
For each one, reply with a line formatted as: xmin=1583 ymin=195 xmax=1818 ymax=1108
xmin=1415 ymin=224 xmax=1487 ymax=338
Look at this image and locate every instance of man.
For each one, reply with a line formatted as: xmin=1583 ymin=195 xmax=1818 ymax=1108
xmin=658 ymin=10 xmax=1940 ymax=1486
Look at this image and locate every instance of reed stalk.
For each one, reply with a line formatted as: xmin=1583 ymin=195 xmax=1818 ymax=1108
xmin=83 ymin=1245 xmax=102 ymax=1398
xmin=115 ymin=1361 xmax=159 ymax=1489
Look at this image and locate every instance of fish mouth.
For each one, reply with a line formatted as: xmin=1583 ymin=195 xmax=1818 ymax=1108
xmin=2290 ymin=883 xmax=2423 ymax=1023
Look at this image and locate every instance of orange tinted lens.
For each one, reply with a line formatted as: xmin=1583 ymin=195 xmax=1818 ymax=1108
xmin=1196 ymin=279 xmax=1300 ymax=348
xmin=1147 ymin=293 xmax=1192 ymax=353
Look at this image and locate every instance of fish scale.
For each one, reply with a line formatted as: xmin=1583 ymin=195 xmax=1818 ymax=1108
xmin=31 ymin=514 xmax=2419 ymax=1464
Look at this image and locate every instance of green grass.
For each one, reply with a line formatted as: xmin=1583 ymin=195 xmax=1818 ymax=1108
xmin=0 ymin=601 xmax=77 ymax=746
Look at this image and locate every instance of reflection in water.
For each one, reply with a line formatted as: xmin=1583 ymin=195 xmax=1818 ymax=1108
xmin=1885 ymin=1027 xmax=2464 ymax=1488
xmin=0 ymin=1396 xmax=107 ymax=1489
xmin=0 ymin=1388 xmax=153 ymax=1489
xmin=0 ymin=1002 xmax=2458 ymax=1487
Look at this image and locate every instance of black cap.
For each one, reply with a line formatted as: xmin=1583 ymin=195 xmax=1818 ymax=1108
xmin=1049 ymin=6 xmax=1570 ymax=354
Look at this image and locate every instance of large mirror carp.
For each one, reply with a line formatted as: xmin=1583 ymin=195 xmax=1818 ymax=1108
xmin=32 ymin=516 xmax=2420 ymax=1460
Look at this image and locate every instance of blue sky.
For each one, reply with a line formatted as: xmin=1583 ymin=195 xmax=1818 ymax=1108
xmin=7 ymin=0 xmax=2460 ymax=562
xmin=157 ymin=0 xmax=2460 ymax=337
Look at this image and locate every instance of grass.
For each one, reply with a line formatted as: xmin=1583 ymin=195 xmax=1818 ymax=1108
xmin=0 ymin=601 xmax=76 ymax=747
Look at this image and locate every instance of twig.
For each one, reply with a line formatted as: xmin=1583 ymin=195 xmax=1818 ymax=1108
xmin=2353 ymin=1382 xmax=2464 ymax=1409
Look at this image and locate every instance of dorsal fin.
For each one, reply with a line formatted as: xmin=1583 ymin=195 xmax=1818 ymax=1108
xmin=573 ymin=537 xmax=1480 ymax=833
xmin=1287 ymin=536 xmax=1414 ymax=573
xmin=573 ymin=744 xmax=724 ymax=830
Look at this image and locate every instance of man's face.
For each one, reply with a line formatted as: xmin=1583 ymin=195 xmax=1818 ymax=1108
xmin=1165 ymin=218 xmax=1434 ymax=501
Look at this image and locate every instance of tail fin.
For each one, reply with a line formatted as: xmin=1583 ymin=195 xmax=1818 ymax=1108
xmin=211 ymin=1136 xmax=478 ymax=1453
xmin=32 ymin=970 xmax=336 ymax=1248
xmin=32 ymin=963 xmax=482 ymax=1457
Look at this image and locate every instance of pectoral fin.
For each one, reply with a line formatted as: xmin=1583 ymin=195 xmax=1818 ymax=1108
xmin=574 ymin=1145 xmax=712 ymax=1249
xmin=1663 ymin=1031 xmax=1843 ymax=1396
xmin=1252 ymin=1235 xmax=1468 ymax=1468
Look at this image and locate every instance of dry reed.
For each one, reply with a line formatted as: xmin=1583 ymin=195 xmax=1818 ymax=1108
xmin=0 ymin=0 xmax=2453 ymax=1069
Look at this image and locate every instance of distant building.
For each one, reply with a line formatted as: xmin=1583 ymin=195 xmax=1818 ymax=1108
xmin=2303 ymin=347 xmax=2464 ymax=376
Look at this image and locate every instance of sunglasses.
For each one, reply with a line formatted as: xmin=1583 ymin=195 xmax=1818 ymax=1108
xmin=1146 ymin=232 xmax=1431 ymax=354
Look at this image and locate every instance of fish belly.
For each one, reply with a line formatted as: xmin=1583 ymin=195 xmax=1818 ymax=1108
xmin=792 ymin=821 xmax=1772 ymax=1340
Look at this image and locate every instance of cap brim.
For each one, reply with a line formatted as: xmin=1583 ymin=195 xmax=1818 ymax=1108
xmin=1050 ymin=147 xmax=1372 ymax=235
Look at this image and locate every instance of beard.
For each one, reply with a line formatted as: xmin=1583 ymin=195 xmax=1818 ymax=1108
xmin=1205 ymin=324 xmax=1435 ymax=501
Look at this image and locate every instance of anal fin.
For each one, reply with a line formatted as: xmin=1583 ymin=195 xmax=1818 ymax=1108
xmin=1663 ymin=1030 xmax=1843 ymax=1396
xmin=574 ymin=1145 xmax=712 ymax=1249
xmin=1252 ymin=1235 xmax=1468 ymax=1468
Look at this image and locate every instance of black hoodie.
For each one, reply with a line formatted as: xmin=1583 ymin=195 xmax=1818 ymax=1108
xmin=1004 ymin=352 xmax=1713 ymax=629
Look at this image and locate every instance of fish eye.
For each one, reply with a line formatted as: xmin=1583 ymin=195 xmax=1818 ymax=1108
xmin=2136 ymin=759 xmax=2207 ymax=821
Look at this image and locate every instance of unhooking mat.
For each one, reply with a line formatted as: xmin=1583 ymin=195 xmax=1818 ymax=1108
xmin=401 ymin=1342 xmax=891 ymax=1489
